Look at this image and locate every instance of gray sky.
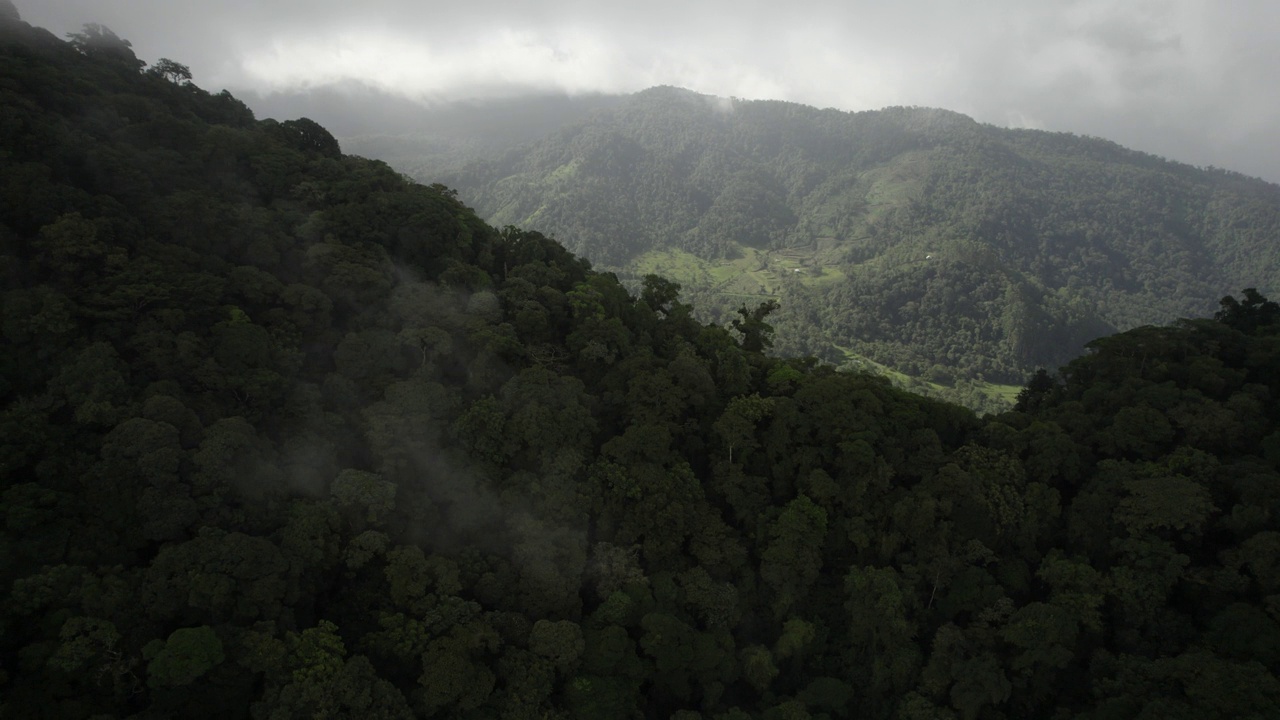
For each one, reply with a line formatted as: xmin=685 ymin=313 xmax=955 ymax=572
xmin=18 ymin=0 xmax=1280 ymax=182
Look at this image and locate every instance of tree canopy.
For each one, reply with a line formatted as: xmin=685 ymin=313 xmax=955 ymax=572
xmin=3 ymin=16 xmax=1280 ymax=720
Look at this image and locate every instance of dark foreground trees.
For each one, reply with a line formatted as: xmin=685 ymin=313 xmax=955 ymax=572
xmin=2 ymin=16 xmax=1279 ymax=720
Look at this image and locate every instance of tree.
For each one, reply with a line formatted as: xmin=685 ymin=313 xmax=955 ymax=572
xmin=1013 ymin=369 xmax=1057 ymax=412
xmin=510 ymin=513 xmax=588 ymax=618
xmin=760 ymin=495 xmax=827 ymax=614
xmin=65 ymin=24 xmax=145 ymax=69
xmin=845 ymin=566 xmax=922 ymax=700
xmin=566 ymin=675 xmax=641 ymax=720
xmin=267 ymin=117 xmax=342 ymax=158
xmin=495 ymin=648 xmax=558 ymax=718
xmin=49 ymin=616 xmax=128 ymax=677
xmin=640 ymin=274 xmax=689 ymax=318
xmin=589 ymin=542 xmax=647 ymax=599
xmin=1103 ymin=406 xmax=1174 ymax=459
xmin=713 ymin=394 xmax=774 ymax=463
xmin=330 ymin=469 xmax=397 ymax=526
xmin=1035 ymin=551 xmax=1105 ymax=633
xmin=46 ymin=341 xmax=131 ymax=427
xmin=1215 ymin=288 xmax=1280 ymax=334
xmin=148 ymin=58 xmax=192 ymax=84
xmin=739 ymin=644 xmax=779 ymax=693
xmin=998 ymin=602 xmax=1078 ymax=702
xmin=774 ymin=617 xmax=816 ymax=663
xmin=418 ymin=634 xmax=497 ymax=714
xmin=947 ymin=653 xmax=1012 ymax=720
xmin=529 ymin=619 xmax=585 ymax=675
xmin=257 ymin=623 xmax=414 ymax=719
xmin=142 ymin=528 xmax=291 ymax=623
xmin=1114 ymin=471 xmax=1216 ymax=535
xmin=731 ymin=299 xmax=779 ymax=352
xmin=638 ymin=612 xmax=699 ymax=700
xmin=144 ymin=626 xmax=224 ymax=689
xmin=798 ymin=677 xmax=854 ymax=716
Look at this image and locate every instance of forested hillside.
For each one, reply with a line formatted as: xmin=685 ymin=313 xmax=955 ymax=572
xmin=412 ymin=86 xmax=1280 ymax=409
xmin=4 ymin=10 xmax=1280 ymax=719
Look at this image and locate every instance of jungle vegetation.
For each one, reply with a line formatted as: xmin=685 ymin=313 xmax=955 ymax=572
xmin=3 ymin=9 xmax=1280 ymax=719
xmin=359 ymin=86 xmax=1280 ymax=411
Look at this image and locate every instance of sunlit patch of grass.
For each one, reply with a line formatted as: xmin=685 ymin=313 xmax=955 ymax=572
xmin=628 ymin=248 xmax=714 ymax=286
xmin=548 ymin=160 xmax=580 ymax=182
xmin=975 ymin=380 xmax=1023 ymax=402
xmin=799 ymin=265 xmax=847 ymax=287
xmin=832 ymin=345 xmax=1021 ymax=413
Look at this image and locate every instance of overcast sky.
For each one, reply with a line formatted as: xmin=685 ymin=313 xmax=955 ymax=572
xmin=17 ymin=0 xmax=1280 ymax=183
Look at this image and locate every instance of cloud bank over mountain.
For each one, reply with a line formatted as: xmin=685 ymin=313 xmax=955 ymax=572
xmin=19 ymin=0 xmax=1280 ymax=182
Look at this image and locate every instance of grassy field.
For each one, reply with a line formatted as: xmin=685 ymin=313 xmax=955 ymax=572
xmin=628 ymin=243 xmax=851 ymax=299
xmin=834 ymin=345 xmax=1022 ymax=413
xmin=974 ymin=380 xmax=1023 ymax=404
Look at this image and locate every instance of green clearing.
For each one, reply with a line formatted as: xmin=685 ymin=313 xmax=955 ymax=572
xmin=548 ymin=159 xmax=580 ymax=181
xmin=833 ymin=346 xmax=917 ymax=383
xmin=834 ymin=344 xmax=1021 ymax=413
xmin=861 ymin=150 xmax=931 ymax=212
xmin=627 ymin=242 xmax=851 ymax=298
xmin=975 ymin=380 xmax=1024 ymax=403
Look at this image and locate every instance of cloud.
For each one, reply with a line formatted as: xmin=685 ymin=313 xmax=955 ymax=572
xmin=14 ymin=0 xmax=1280 ymax=182
xmin=236 ymin=25 xmax=646 ymax=99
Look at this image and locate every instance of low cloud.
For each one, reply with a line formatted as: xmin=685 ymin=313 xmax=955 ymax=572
xmin=16 ymin=0 xmax=1280 ymax=181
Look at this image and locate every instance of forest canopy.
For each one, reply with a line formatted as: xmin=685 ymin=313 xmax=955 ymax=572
xmin=3 ymin=13 xmax=1280 ymax=720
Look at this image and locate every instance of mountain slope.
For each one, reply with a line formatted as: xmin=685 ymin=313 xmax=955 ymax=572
xmin=424 ymin=86 xmax=1280 ymax=404
xmin=5 ymin=11 xmax=1280 ymax=720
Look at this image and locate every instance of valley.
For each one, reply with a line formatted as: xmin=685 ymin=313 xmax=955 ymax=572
xmin=342 ymin=89 xmax=1280 ymax=410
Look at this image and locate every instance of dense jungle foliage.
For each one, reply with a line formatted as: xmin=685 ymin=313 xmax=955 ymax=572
xmin=4 ymin=9 xmax=1280 ymax=719
xmin=402 ymin=86 xmax=1280 ymax=406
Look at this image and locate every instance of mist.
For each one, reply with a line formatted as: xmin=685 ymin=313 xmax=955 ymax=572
xmin=15 ymin=0 xmax=1280 ymax=182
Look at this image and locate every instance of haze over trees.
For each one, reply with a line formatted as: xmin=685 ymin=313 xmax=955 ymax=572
xmin=3 ymin=10 xmax=1280 ymax=719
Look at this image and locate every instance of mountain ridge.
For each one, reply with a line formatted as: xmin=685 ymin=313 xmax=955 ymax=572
xmin=354 ymin=85 xmax=1280 ymax=407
